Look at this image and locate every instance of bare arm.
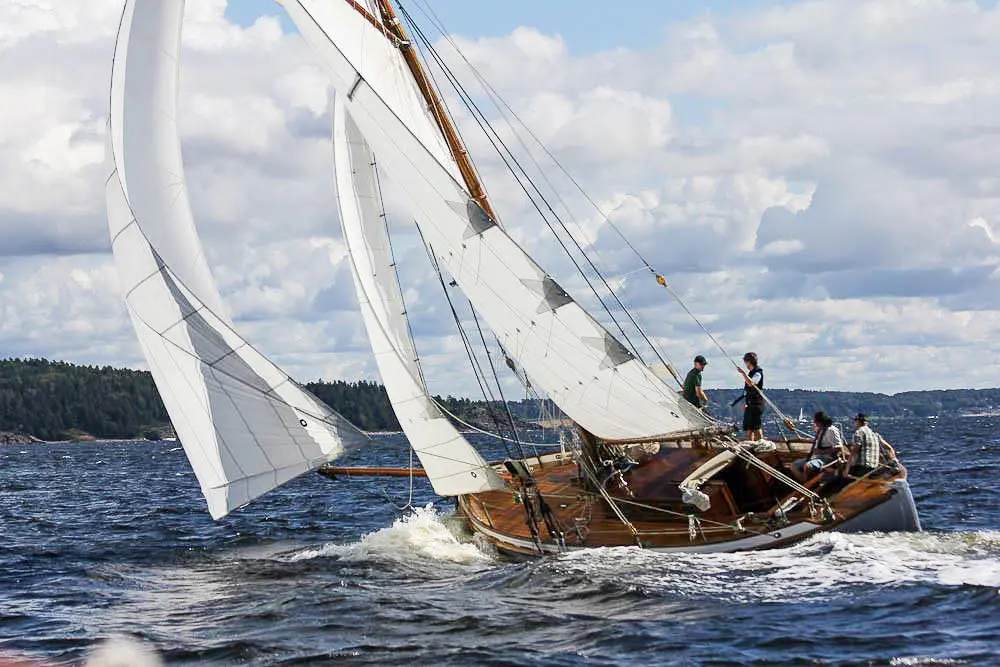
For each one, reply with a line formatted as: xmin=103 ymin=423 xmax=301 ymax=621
xmin=877 ymin=434 xmax=898 ymax=462
xmin=737 ymin=367 xmax=754 ymax=388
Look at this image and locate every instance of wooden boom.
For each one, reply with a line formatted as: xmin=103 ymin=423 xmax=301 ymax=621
xmin=318 ymin=466 xmax=428 ymax=479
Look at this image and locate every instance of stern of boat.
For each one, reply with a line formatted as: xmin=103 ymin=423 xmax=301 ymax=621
xmin=836 ymin=478 xmax=921 ymax=533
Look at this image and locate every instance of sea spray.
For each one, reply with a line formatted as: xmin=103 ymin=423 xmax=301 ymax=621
xmin=551 ymin=530 xmax=1000 ymax=602
xmin=288 ymin=504 xmax=496 ymax=566
xmin=84 ymin=637 xmax=161 ymax=667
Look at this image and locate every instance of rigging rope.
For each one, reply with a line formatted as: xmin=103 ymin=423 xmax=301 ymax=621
xmin=336 ymin=152 xmax=525 ymax=474
xmin=396 ymin=3 xmax=824 ymax=529
xmin=406 ymin=0 xmax=682 ymax=380
xmin=722 ymin=441 xmax=821 ymax=502
xmin=417 ymin=234 xmax=563 ymax=550
xmin=430 ymin=398 xmax=555 ymax=445
xmin=404 ymin=1 xmax=812 ymax=420
xmin=564 ymin=436 xmax=642 ymax=544
xmin=467 ymin=304 xmax=529 ymax=461
xmin=652 ymin=274 xmax=803 ymax=431
xmin=399 ymin=4 xmax=648 ymax=363
xmin=421 ymin=233 xmax=516 ymax=454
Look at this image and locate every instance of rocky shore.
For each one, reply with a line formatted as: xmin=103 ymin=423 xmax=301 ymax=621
xmin=0 ymin=431 xmax=43 ymax=445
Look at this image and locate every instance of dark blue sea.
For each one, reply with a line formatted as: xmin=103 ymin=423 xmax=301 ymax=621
xmin=1 ymin=415 xmax=998 ymax=666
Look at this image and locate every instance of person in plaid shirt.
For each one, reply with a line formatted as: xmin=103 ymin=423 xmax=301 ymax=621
xmin=849 ymin=413 xmax=880 ymax=477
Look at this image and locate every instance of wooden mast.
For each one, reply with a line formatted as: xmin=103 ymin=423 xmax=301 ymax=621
xmin=373 ymin=0 xmax=499 ymax=223
xmin=355 ymin=2 xmax=586 ymax=452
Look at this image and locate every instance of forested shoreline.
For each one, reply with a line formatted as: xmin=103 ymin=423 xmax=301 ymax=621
xmin=0 ymin=358 xmax=535 ymax=441
xmin=1 ymin=358 xmax=997 ymax=441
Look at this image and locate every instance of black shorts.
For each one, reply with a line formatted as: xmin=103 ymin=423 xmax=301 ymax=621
xmin=743 ymin=405 xmax=763 ymax=431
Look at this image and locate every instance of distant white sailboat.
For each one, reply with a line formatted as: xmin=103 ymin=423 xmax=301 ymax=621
xmin=106 ymin=0 xmax=920 ymax=554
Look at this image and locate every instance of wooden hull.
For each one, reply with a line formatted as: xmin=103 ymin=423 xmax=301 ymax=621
xmin=457 ymin=440 xmax=920 ymax=558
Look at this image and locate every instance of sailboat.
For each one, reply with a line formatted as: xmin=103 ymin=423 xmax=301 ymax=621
xmin=105 ymin=0 xmax=920 ymax=555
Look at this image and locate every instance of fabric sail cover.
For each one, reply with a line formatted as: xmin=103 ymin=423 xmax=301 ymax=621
xmin=106 ymin=0 xmax=368 ymax=519
xmin=281 ymin=0 xmax=711 ymax=440
xmin=333 ymin=99 xmax=505 ymax=495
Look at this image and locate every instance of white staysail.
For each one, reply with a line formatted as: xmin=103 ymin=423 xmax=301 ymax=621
xmin=333 ymin=99 xmax=505 ymax=495
xmin=281 ymin=0 xmax=712 ymax=440
xmin=106 ymin=0 xmax=367 ymax=519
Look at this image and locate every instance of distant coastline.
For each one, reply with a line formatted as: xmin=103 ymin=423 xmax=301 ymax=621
xmin=0 ymin=432 xmax=177 ymax=446
xmin=3 ymin=357 xmax=999 ymax=442
xmin=713 ymin=386 xmax=1000 ymax=423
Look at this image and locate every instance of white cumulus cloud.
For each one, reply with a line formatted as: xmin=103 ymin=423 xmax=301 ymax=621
xmin=0 ymin=0 xmax=998 ymax=399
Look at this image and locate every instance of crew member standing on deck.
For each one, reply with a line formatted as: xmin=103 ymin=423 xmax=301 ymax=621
xmin=735 ymin=352 xmax=765 ymax=441
xmin=683 ymin=355 xmax=709 ymax=410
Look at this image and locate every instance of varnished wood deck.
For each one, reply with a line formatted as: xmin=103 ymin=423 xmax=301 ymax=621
xmin=458 ymin=441 xmax=909 ymax=557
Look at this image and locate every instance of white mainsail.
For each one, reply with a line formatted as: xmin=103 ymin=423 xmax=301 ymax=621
xmin=106 ymin=0 xmax=367 ymax=519
xmin=282 ymin=0 xmax=711 ymax=440
xmin=333 ymin=99 xmax=506 ymax=495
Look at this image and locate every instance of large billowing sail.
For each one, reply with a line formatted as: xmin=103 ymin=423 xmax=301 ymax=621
xmin=333 ymin=99 xmax=505 ymax=495
xmin=281 ymin=0 xmax=711 ymax=440
xmin=106 ymin=0 xmax=368 ymax=519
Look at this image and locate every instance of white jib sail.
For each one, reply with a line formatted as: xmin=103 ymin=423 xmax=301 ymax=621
xmin=106 ymin=0 xmax=368 ymax=519
xmin=333 ymin=99 xmax=505 ymax=495
xmin=280 ymin=0 xmax=711 ymax=440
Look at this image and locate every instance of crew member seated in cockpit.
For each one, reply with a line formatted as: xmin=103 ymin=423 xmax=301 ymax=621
xmin=791 ymin=411 xmax=846 ymax=482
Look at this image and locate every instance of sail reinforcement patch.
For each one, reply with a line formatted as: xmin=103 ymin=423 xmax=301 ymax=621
xmin=584 ymin=332 xmax=636 ymax=370
xmin=449 ymin=199 xmax=497 ymax=239
xmin=521 ymin=275 xmax=573 ymax=314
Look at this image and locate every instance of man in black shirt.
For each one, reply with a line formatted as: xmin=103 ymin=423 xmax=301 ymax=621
xmin=683 ymin=355 xmax=708 ymax=409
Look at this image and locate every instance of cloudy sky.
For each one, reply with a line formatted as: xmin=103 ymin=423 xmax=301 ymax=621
xmin=2 ymin=0 xmax=999 ymax=399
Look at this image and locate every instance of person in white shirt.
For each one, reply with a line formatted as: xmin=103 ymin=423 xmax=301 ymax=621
xmin=791 ymin=410 xmax=846 ymax=482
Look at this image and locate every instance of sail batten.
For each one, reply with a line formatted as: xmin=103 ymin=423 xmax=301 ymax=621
xmin=107 ymin=0 xmax=368 ymax=519
xmin=282 ymin=0 xmax=710 ymax=439
xmin=334 ymin=97 xmax=506 ymax=495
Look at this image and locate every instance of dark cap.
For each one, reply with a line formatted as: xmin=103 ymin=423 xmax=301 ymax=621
xmin=694 ymin=355 xmax=707 ymax=365
xmin=854 ymin=412 xmax=868 ymax=423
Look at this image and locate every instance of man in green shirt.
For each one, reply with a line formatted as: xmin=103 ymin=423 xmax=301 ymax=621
xmin=683 ymin=355 xmax=708 ymax=409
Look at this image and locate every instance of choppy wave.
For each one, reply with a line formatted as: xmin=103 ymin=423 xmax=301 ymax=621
xmin=287 ymin=504 xmax=496 ymax=567
xmin=3 ymin=419 xmax=999 ymax=665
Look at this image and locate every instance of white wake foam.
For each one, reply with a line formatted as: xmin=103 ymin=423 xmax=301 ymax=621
xmin=288 ymin=504 xmax=495 ymax=566
xmin=85 ymin=637 xmax=162 ymax=667
xmin=553 ymin=530 xmax=1000 ymax=602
